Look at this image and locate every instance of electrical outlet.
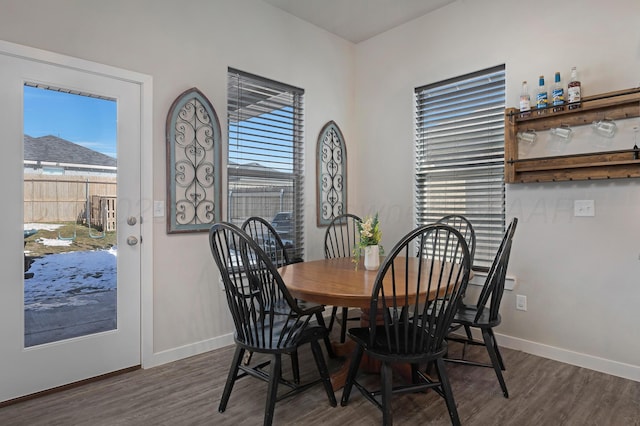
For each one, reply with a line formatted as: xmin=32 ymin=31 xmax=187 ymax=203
xmin=516 ymin=294 xmax=527 ymax=311
xmin=574 ymin=200 xmax=595 ymax=217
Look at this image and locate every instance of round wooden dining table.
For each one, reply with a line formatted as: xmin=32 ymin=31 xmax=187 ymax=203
xmin=279 ymin=256 xmax=470 ymax=390
xmin=279 ymin=256 xmax=465 ymax=309
xmin=280 ymin=257 xmax=379 ymax=309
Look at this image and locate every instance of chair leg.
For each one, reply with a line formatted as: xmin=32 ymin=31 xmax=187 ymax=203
xmin=264 ymin=354 xmax=282 ymax=426
xmin=435 ymin=358 xmax=461 ymax=426
xmin=219 ymin=345 xmax=244 ymax=413
xmin=340 ymin=307 xmax=349 ymax=343
xmin=290 ymin=350 xmax=300 ymax=384
xmin=315 ymin=311 xmax=336 ymax=358
xmin=380 ymin=362 xmax=393 ymax=426
xmin=328 ymin=306 xmax=338 ymax=332
xmin=411 ymin=363 xmax=420 ymax=384
xmin=310 ymin=339 xmax=337 ymax=406
xmin=462 ymin=325 xmax=473 ymax=359
xmin=481 ymin=328 xmax=509 ymax=398
xmin=340 ymin=344 xmax=364 ymax=406
xmin=464 ymin=325 xmax=473 ymax=340
xmin=487 ymin=328 xmax=506 ymax=370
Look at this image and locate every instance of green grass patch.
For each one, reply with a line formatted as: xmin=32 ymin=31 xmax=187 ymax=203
xmin=24 ymin=222 xmax=117 ymax=257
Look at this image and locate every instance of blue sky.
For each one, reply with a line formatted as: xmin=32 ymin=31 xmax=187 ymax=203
xmin=23 ymin=86 xmax=117 ymax=158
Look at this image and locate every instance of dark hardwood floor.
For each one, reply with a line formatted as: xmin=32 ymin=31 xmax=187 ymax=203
xmin=1 ymin=339 xmax=639 ymax=425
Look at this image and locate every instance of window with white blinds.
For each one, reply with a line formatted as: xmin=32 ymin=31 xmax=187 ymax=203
xmin=227 ymin=68 xmax=305 ymax=260
xmin=414 ymin=65 xmax=505 ymax=269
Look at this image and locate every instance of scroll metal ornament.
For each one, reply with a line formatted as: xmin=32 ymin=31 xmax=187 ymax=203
xmin=317 ymin=121 xmax=347 ymax=226
xmin=166 ymin=88 xmax=221 ymax=233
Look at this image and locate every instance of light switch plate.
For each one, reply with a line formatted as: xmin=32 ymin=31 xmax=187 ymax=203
xmin=153 ymin=201 xmax=165 ymax=218
xmin=574 ymin=200 xmax=595 ymax=217
xmin=516 ymin=294 xmax=527 ymax=311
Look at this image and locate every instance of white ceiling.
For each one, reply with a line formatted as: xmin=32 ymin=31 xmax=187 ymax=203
xmin=262 ymin=0 xmax=456 ymax=43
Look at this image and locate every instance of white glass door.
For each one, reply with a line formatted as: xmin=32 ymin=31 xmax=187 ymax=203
xmin=0 ymin=46 xmax=142 ymax=402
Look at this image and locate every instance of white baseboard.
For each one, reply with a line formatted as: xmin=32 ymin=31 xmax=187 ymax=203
xmin=142 ymin=309 xmax=337 ymax=370
xmin=455 ymin=330 xmax=640 ymax=383
xmin=144 ymin=327 xmax=640 ymax=385
xmin=143 ymin=333 xmax=234 ymax=369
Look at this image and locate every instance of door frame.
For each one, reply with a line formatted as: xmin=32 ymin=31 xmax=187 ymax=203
xmin=0 ymin=39 xmax=154 ymax=369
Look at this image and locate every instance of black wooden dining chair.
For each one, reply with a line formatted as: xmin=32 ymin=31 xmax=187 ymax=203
xmin=445 ymin=217 xmax=518 ymax=398
xmin=241 ymin=216 xmax=334 ymax=374
xmin=323 ymin=213 xmax=362 ymax=343
xmin=209 ymin=222 xmax=336 ymax=426
xmin=340 ymin=223 xmax=471 ymax=426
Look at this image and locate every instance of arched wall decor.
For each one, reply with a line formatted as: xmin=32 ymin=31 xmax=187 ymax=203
xmin=166 ymin=87 xmax=221 ymax=233
xmin=316 ymin=120 xmax=347 ymax=226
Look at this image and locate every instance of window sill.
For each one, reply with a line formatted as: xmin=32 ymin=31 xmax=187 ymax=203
xmin=469 ymin=271 xmax=515 ymax=291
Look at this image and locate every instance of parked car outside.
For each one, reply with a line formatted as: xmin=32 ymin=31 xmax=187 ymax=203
xmin=270 ymin=212 xmax=292 ymax=238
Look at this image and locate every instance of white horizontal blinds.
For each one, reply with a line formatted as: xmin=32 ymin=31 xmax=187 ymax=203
xmin=228 ymin=68 xmax=305 ymax=260
xmin=415 ymin=65 xmax=506 ymax=269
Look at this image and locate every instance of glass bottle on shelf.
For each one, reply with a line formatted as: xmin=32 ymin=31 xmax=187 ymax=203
xmin=519 ymin=80 xmax=531 ymax=117
xmin=567 ymin=66 xmax=582 ymax=110
xmin=552 ymin=71 xmax=565 ymax=112
xmin=536 ymin=75 xmax=548 ymax=114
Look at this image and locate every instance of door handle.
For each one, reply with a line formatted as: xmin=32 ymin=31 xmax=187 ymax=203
xmin=127 ymin=236 xmax=138 ymax=246
xmin=127 ymin=216 xmax=137 ymax=226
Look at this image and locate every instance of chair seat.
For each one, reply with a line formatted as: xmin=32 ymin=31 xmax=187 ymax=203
xmin=452 ymin=304 xmax=502 ymax=328
xmin=348 ymin=325 xmax=447 ymax=363
xmin=269 ymin=297 xmax=323 ymax=316
xmin=236 ymin=323 xmax=329 ymax=352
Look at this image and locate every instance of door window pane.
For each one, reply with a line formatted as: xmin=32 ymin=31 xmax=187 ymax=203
xmin=23 ymin=84 xmax=118 ymax=347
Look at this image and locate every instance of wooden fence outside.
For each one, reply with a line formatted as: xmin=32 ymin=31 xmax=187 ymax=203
xmin=227 ymin=186 xmax=293 ymax=227
xmin=24 ymin=175 xmax=117 ymax=230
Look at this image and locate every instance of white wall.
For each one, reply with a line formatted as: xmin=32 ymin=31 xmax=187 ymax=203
xmin=0 ymin=0 xmax=356 ymax=362
xmin=354 ymin=0 xmax=640 ymax=379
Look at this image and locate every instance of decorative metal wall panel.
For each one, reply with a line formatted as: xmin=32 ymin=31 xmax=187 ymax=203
xmin=317 ymin=121 xmax=347 ymax=226
xmin=166 ymin=88 xmax=221 ymax=233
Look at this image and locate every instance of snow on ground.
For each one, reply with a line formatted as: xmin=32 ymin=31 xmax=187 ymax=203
xmin=23 ymin=223 xmax=72 ymax=249
xmin=35 ymin=238 xmax=73 ymax=247
xmin=24 ymin=223 xmax=63 ymax=232
xmin=25 ymin=248 xmax=117 ymax=311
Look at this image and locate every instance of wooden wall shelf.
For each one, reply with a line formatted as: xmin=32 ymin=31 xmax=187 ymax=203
xmin=504 ymin=88 xmax=640 ymax=183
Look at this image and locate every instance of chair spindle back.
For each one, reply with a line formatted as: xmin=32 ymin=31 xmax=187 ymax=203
xmin=241 ymin=216 xmax=291 ymax=267
xmin=475 ymin=218 xmax=518 ymax=323
xmin=209 ymin=222 xmax=310 ymax=352
xmin=437 ymin=214 xmax=476 ymax=265
xmin=324 ymin=213 xmax=362 ymax=259
xmin=369 ymin=224 xmax=471 ymax=355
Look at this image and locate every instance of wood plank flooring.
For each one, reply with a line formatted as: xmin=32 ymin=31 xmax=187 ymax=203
xmin=1 ymin=341 xmax=639 ymax=425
